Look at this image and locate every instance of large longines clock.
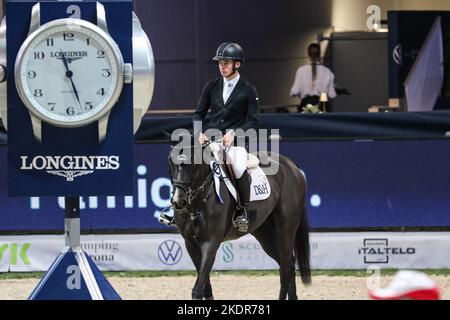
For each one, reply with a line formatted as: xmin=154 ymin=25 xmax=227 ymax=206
xmin=2 ymin=2 xmax=154 ymax=143
xmin=15 ymin=17 xmax=132 ymax=143
xmin=1 ymin=0 xmax=154 ymax=198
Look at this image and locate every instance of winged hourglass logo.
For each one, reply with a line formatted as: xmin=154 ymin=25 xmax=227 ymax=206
xmin=47 ymin=170 xmax=94 ymax=182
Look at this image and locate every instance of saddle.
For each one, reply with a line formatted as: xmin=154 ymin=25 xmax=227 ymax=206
xmin=209 ymin=147 xmax=271 ymax=204
xmin=208 ymin=141 xmax=259 ymax=169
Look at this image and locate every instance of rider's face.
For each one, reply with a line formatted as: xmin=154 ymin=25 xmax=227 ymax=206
xmin=218 ymin=59 xmax=240 ymax=78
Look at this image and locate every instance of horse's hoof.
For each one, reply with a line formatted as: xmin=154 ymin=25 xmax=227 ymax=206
xmin=204 ymin=296 xmax=215 ymax=300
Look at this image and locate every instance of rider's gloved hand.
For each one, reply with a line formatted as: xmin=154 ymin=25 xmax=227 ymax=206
xmin=223 ymin=130 xmax=235 ymax=146
xmin=198 ymin=132 xmax=208 ymax=145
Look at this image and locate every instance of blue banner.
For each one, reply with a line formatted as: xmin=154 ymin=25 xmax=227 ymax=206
xmin=0 ymin=139 xmax=450 ymax=232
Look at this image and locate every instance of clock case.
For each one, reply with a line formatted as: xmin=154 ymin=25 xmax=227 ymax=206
xmin=0 ymin=1 xmax=154 ymax=140
xmin=2 ymin=0 xmax=155 ymax=197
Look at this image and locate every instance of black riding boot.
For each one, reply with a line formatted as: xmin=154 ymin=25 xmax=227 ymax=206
xmin=233 ymin=173 xmax=251 ymax=232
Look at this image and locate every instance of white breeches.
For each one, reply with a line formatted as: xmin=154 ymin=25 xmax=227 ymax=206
xmin=225 ymin=146 xmax=248 ymax=179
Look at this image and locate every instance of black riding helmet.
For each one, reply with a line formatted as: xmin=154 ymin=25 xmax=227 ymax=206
xmin=212 ymin=42 xmax=244 ymax=63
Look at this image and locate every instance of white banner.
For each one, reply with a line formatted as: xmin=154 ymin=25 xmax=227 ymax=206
xmin=0 ymin=232 xmax=449 ymax=272
xmin=405 ymin=17 xmax=444 ymax=111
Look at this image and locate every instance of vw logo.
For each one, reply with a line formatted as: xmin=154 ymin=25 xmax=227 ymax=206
xmin=158 ymin=240 xmax=183 ymax=265
xmin=393 ymin=44 xmax=403 ymax=66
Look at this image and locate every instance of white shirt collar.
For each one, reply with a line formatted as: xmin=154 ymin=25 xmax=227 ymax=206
xmin=223 ymin=74 xmax=240 ymax=87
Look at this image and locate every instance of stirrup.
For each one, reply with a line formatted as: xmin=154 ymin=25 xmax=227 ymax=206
xmin=233 ymin=208 xmax=249 ymax=232
xmin=158 ymin=211 xmax=175 ymax=226
xmin=233 ymin=217 xmax=248 ymax=232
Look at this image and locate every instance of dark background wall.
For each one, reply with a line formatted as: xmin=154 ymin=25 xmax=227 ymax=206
xmin=134 ymin=0 xmax=333 ymax=110
xmin=329 ymin=32 xmax=388 ymax=112
xmin=2 ymin=1 xmax=446 ymax=112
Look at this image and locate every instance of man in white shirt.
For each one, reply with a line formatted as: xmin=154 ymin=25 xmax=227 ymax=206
xmin=223 ymin=73 xmax=240 ymax=105
xmin=290 ymin=43 xmax=337 ymax=112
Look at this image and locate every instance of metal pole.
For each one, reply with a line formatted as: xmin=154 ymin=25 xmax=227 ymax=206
xmin=64 ymin=196 xmax=80 ymax=249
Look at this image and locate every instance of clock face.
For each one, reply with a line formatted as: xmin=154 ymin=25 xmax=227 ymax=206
xmin=15 ymin=19 xmax=124 ymax=127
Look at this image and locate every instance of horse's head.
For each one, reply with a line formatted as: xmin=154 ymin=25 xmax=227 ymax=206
xmin=167 ymin=133 xmax=214 ymax=211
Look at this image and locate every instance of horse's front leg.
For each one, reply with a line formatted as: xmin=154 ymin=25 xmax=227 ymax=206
xmin=185 ymin=239 xmax=214 ymax=300
xmin=191 ymin=240 xmax=221 ymax=300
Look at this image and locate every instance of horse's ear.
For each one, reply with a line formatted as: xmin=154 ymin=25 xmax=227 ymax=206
xmin=163 ymin=130 xmax=179 ymax=147
xmin=161 ymin=130 xmax=172 ymax=141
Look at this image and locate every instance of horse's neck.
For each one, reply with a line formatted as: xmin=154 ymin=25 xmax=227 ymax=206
xmin=193 ymin=165 xmax=211 ymax=186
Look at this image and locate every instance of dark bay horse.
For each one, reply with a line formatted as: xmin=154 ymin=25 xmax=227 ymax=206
xmin=168 ymin=140 xmax=311 ymax=300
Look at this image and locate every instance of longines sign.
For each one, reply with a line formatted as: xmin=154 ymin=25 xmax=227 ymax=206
xmin=20 ymin=155 xmax=120 ymax=182
xmin=6 ymin=0 xmax=135 ymax=197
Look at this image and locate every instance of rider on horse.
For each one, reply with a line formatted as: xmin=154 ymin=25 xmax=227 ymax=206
xmin=160 ymin=42 xmax=260 ymax=232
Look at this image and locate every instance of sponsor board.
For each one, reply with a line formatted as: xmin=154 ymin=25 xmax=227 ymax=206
xmin=1 ymin=232 xmax=449 ymax=272
xmin=2 ymin=140 xmax=450 ymax=232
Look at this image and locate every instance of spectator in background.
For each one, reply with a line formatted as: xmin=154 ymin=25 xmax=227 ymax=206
xmin=290 ymin=43 xmax=337 ymax=112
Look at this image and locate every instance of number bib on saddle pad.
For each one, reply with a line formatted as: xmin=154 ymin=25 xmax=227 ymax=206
xmin=210 ymin=161 xmax=271 ymax=203
xmin=248 ymin=166 xmax=271 ymax=201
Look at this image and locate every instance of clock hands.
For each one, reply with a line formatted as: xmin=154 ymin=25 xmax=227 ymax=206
xmin=60 ymin=49 xmax=83 ymax=113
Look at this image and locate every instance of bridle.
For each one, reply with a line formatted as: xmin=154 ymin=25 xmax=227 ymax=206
xmin=170 ymin=141 xmax=219 ymax=219
xmin=172 ymin=169 xmax=214 ymax=205
xmin=171 ymin=171 xmax=214 ymax=221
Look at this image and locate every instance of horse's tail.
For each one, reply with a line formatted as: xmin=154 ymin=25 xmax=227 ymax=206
xmin=296 ymin=206 xmax=312 ymax=285
xmin=289 ymin=158 xmax=311 ymax=285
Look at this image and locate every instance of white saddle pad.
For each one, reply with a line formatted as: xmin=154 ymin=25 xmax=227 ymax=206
xmin=210 ymin=161 xmax=271 ymax=203
xmin=249 ymin=166 xmax=271 ymax=201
